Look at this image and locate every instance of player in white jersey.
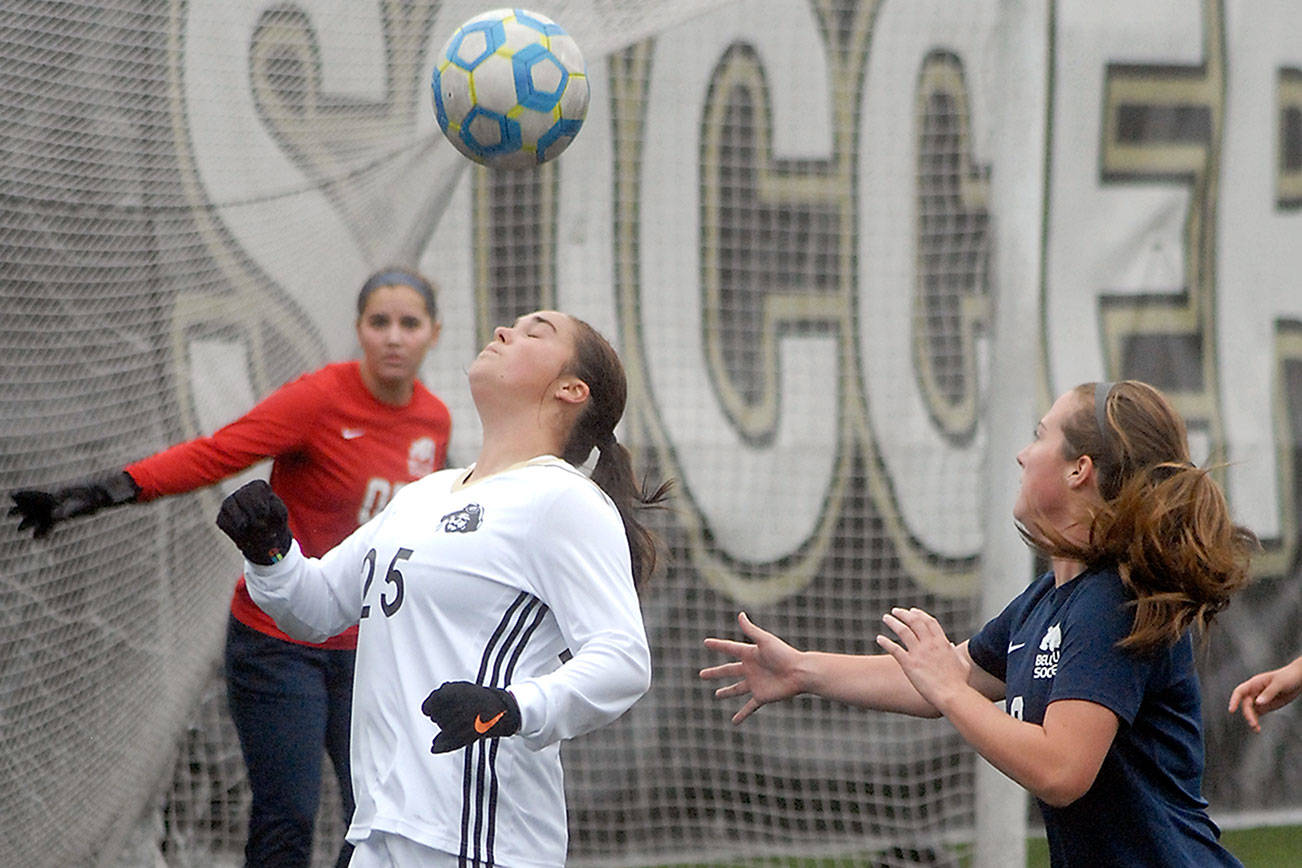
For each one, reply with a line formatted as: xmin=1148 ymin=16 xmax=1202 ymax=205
xmin=216 ymin=310 xmax=671 ymax=867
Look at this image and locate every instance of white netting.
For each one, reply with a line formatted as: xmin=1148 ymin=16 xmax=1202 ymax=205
xmin=3 ymin=1 xmax=1300 ymax=867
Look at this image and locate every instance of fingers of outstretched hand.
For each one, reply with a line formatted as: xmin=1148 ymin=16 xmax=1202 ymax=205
xmin=711 ymin=679 xmax=750 ymax=700
xmin=731 ymin=698 xmax=761 ymax=725
xmin=699 ymin=658 xmax=744 ymax=681
xmin=875 ymin=633 xmax=904 ymax=658
xmin=736 ymin=610 xmax=767 ymax=639
xmin=881 ymin=610 xmax=918 ymax=648
xmin=10 ymin=490 xmax=60 ymax=537
xmin=891 ymin=605 xmax=940 ymax=633
xmin=884 ymin=607 xmax=951 ymax=651
xmin=1228 ymin=683 xmax=1263 ymax=732
xmin=1227 ymin=677 xmax=1260 ymax=713
xmin=1253 ymin=680 xmax=1285 ymax=709
xmin=704 ymin=613 xmax=789 ymax=726
xmin=1241 ymin=702 xmax=1261 ymax=732
xmin=1228 ymin=672 xmax=1281 ymax=729
xmin=702 ymin=637 xmax=753 ymax=658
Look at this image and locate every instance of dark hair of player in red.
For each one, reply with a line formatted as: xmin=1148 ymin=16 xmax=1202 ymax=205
xmin=357 ymin=267 xmax=439 ymax=321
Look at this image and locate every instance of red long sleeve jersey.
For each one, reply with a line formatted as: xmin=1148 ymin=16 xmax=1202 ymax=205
xmin=126 ymin=361 xmax=451 ymax=648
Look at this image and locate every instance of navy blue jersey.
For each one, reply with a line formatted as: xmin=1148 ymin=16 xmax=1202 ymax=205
xmin=967 ymin=568 xmax=1241 ymax=867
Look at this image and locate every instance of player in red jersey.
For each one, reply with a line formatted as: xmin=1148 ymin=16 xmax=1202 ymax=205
xmin=10 ymin=267 xmax=451 ymax=868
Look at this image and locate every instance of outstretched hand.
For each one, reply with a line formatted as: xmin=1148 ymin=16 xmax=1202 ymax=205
xmin=875 ymin=607 xmax=969 ymax=711
xmin=700 ymin=612 xmax=804 ymax=725
xmin=1228 ymin=657 xmax=1302 ymax=733
xmin=9 ymin=488 xmax=63 ymax=538
xmin=9 ymin=470 xmax=139 ymax=539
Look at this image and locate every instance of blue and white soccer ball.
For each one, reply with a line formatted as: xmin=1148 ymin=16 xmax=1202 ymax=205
xmin=431 ymin=8 xmax=589 ymax=170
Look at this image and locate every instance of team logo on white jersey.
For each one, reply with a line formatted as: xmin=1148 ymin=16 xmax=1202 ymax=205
xmin=440 ymin=504 xmax=483 ymax=533
xmin=1034 ymin=622 xmax=1061 ymax=679
xmin=408 ymin=437 xmax=437 ymax=477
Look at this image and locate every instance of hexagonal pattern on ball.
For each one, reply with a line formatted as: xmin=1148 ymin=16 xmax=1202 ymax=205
xmin=431 ymin=7 xmax=589 ymax=169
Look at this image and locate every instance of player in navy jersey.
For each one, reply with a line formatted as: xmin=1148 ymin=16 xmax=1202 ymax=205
xmin=215 ymin=310 xmax=670 ymax=867
xmin=702 ymin=380 xmax=1256 ymax=867
xmin=10 ymin=267 xmax=450 ymax=868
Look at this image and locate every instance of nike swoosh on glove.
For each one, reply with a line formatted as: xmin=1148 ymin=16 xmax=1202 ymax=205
xmin=421 ymin=681 xmax=521 ymax=753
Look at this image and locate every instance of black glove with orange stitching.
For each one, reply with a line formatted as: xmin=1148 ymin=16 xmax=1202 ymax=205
xmin=421 ymin=681 xmax=522 ymax=753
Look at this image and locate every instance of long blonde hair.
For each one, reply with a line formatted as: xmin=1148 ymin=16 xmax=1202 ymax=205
xmin=1032 ymin=380 xmax=1257 ymax=652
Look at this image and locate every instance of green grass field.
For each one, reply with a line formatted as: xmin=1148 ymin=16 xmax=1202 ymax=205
xmin=1028 ymin=824 xmax=1302 ymax=868
xmin=658 ymin=824 xmax=1301 ymax=867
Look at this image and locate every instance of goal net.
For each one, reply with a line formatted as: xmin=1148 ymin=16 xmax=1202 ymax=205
xmin=3 ymin=1 xmax=1299 ymax=867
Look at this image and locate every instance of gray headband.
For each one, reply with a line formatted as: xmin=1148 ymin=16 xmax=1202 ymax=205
xmin=1095 ymin=381 xmax=1114 ymax=439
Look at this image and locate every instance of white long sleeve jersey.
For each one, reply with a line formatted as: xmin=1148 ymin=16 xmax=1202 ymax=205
xmin=243 ymin=457 xmax=652 ymax=867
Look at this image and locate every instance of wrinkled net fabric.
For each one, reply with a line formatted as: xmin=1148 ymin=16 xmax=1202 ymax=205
xmin=3 ymin=2 xmax=1300 ymax=867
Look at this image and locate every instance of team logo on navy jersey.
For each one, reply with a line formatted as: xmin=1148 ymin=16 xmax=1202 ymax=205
xmin=440 ymin=503 xmax=483 ymax=533
xmin=1033 ymin=623 xmax=1061 ymax=679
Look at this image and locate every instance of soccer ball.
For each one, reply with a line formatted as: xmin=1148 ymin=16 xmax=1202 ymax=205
xmin=431 ymin=8 xmax=589 ymax=170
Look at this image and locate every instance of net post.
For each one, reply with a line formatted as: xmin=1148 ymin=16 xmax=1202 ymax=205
xmin=974 ymin=0 xmax=1050 ymax=864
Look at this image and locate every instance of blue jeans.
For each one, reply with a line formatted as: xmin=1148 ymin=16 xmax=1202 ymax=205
xmin=225 ymin=615 xmax=356 ymax=868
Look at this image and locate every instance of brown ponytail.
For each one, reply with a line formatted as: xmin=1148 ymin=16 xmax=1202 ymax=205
xmin=1037 ymin=380 xmax=1257 ymax=652
xmin=560 ymin=318 xmax=672 ymax=587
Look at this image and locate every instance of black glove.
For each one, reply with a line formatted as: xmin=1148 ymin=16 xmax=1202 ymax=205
xmin=421 ymin=681 xmax=522 ymax=753
xmin=9 ymin=470 xmax=141 ymax=538
xmin=215 ymin=480 xmax=293 ymax=566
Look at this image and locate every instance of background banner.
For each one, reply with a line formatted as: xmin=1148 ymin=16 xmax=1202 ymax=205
xmin=1 ymin=1 xmax=1298 ymax=865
